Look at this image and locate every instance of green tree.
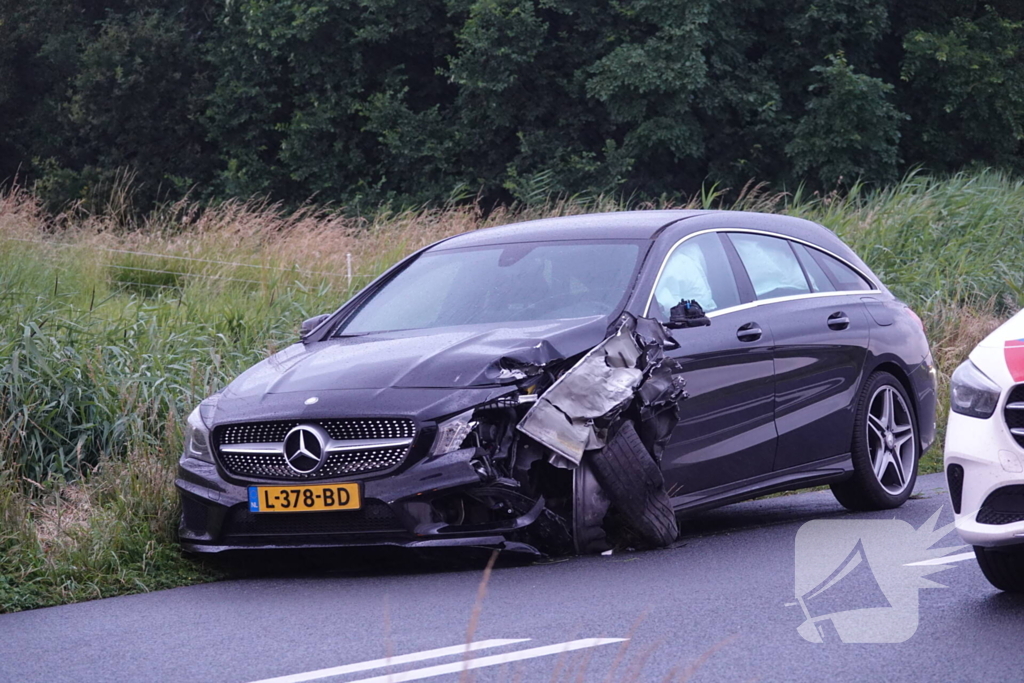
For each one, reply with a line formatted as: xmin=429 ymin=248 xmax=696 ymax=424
xmin=786 ymin=54 xmax=903 ymax=187
xmin=901 ymin=11 xmax=1024 ymax=172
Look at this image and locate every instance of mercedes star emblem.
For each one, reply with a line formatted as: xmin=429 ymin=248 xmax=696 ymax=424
xmin=283 ymin=425 xmax=328 ymax=474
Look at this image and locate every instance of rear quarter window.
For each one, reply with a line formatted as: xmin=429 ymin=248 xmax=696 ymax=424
xmin=809 ymin=249 xmax=874 ymax=291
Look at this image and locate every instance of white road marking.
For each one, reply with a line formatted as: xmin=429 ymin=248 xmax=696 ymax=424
xmin=904 ymin=551 xmax=976 ymax=567
xmin=342 ymin=638 xmax=627 ymax=683
xmin=246 ymin=639 xmax=530 ymax=683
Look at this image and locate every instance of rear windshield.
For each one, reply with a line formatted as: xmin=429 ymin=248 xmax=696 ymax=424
xmin=340 ymin=241 xmax=643 ymax=334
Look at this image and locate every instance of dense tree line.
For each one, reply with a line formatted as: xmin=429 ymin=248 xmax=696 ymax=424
xmin=2 ymin=0 xmax=1023 ymax=211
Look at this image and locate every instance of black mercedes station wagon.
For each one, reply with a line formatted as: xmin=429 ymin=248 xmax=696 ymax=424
xmin=176 ymin=210 xmax=937 ymax=555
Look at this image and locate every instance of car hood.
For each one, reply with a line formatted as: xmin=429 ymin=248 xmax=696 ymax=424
xmin=971 ymin=308 xmax=1024 ymax=386
xmin=976 ymin=308 xmax=1024 ymax=349
xmin=222 ymin=316 xmax=611 ymax=399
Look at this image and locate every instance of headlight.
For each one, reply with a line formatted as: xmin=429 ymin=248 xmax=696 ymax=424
xmin=430 ymin=410 xmax=475 ymax=457
xmin=950 ymin=360 xmax=1001 ymax=419
xmin=199 ymin=393 xmax=221 ymax=425
xmin=182 ymin=404 xmax=214 ymax=463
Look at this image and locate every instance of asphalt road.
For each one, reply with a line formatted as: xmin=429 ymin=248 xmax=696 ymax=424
xmin=2 ymin=472 xmax=1022 ymax=683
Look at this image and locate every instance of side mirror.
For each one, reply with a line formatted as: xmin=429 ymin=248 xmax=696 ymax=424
xmin=300 ymin=313 xmax=330 ymax=340
xmin=665 ymin=299 xmax=711 ymax=329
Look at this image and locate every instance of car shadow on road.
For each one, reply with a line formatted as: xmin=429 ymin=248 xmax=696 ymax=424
xmin=195 ymin=545 xmax=536 ymax=580
xmin=672 ymin=497 xmax=851 ymax=544
xmin=977 ymin=590 xmax=1024 ymax=616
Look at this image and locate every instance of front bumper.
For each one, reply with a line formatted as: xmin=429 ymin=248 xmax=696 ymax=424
xmin=176 ymin=447 xmax=548 ymax=555
xmin=944 ymin=409 xmax=1024 ymax=547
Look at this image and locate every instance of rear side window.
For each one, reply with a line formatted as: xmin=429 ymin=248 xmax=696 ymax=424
xmin=728 ymin=233 xmax=810 ymax=301
xmin=651 ymin=233 xmax=740 ymax=318
xmin=810 ymin=250 xmax=874 ymax=291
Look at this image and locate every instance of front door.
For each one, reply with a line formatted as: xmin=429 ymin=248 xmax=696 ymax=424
xmin=661 ymin=311 xmax=778 ymax=496
xmin=643 ymin=231 xmax=778 ymax=499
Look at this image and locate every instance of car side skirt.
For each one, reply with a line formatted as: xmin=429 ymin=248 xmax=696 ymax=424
xmin=671 ymin=453 xmax=854 ymax=516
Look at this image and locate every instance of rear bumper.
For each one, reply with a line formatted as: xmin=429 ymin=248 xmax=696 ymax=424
xmin=175 ymin=449 xmax=547 ymax=554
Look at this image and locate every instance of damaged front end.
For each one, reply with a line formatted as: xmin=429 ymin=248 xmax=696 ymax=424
xmin=177 ymin=314 xmax=687 ymax=557
xmin=401 ymin=313 xmax=687 ymax=554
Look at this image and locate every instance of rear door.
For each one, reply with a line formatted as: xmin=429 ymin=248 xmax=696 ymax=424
xmin=725 ymin=233 xmax=872 ymax=471
xmin=648 ymin=232 xmax=777 ymax=498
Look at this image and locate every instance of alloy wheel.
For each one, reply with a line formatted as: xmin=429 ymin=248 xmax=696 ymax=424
xmin=866 ymin=385 xmax=916 ymax=495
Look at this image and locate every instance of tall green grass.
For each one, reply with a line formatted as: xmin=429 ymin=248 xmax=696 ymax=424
xmin=797 ymin=171 xmax=1024 ymax=313
xmin=0 ymin=170 xmax=1019 ymax=612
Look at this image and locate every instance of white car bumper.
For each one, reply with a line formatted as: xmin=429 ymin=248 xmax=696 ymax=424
xmin=944 ymin=409 xmax=1024 ymax=547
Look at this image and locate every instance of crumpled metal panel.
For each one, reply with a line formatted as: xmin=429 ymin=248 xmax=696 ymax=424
xmin=516 ymin=314 xmax=683 ymax=468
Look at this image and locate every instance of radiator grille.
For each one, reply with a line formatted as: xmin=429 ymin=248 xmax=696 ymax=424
xmin=214 ymin=418 xmax=415 ymax=480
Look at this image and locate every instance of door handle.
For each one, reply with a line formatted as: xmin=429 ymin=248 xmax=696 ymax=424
xmin=828 ymin=311 xmax=850 ymax=330
xmin=737 ymin=322 xmax=762 ymax=342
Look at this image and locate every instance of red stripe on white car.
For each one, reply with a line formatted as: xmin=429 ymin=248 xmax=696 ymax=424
xmin=1005 ymin=339 xmax=1024 ymax=382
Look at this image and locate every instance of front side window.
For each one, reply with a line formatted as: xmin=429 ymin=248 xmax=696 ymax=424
xmin=340 ymin=241 xmax=642 ymax=334
xmin=729 ymin=233 xmax=811 ymax=301
xmin=650 ymin=233 xmax=740 ymax=319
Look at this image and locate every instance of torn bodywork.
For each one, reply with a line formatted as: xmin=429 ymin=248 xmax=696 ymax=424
xmin=406 ymin=313 xmax=687 ymax=554
xmin=517 ymin=314 xmax=686 ymax=469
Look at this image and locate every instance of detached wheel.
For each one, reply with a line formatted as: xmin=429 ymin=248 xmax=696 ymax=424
xmin=831 ymin=371 xmax=918 ymax=511
xmin=974 ymin=546 xmax=1024 ymax=592
xmin=588 ymin=421 xmax=678 ymax=548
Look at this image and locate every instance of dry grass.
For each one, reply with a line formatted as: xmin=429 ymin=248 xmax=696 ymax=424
xmin=31 ymin=485 xmax=93 ymax=550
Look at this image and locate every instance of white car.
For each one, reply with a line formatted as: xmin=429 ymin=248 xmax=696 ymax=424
xmin=944 ymin=309 xmax=1024 ymax=591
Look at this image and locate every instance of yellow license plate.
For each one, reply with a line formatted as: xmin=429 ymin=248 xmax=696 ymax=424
xmin=248 ymin=483 xmax=361 ymax=513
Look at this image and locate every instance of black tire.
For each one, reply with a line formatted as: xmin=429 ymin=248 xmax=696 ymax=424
xmin=974 ymin=546 xmax=1024 ymax=593
xmin=831 ymin=371 xmax=919 ymax=511
xmin=588 ymin=420 xmax=678 ymax=548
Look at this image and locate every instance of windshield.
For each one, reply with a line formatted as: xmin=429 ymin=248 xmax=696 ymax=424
xmin=340 ymin=241 xmax=643 ymax=334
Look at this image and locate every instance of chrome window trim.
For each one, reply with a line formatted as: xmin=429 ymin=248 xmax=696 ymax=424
xmin=642 ymin=227 xmax=881 ymax=318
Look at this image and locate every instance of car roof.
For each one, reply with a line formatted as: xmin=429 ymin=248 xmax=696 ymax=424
xmin=429 ymin=210 xmax=714 ymax=249
xmin=430 ymin=209 xmax=843 ymax=251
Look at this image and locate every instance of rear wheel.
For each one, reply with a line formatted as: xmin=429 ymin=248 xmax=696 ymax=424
xmin=831 ymin=371 xmax=918 ymax=511
xmin=974 ymin=546 xmax=1024 ymax=592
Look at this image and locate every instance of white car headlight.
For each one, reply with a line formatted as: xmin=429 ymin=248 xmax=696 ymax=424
xmin=183 ymin=404 xmax=214 ymax=463
xmin=950 ymin=360 xmax=1001 ymax=419
xmin=430 ymin=410 xmax=475 ymax=457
